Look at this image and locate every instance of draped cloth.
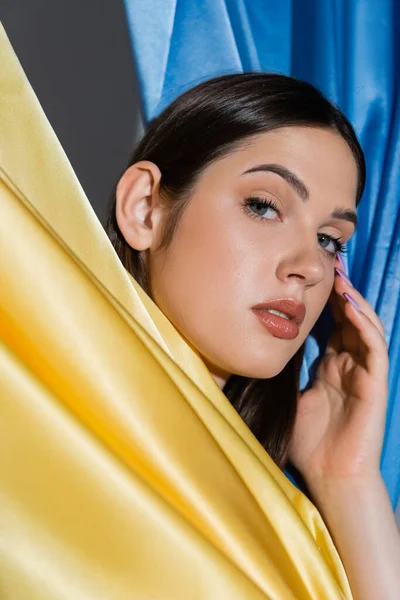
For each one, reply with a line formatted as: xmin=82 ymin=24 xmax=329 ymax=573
xmin=123 ymin=0 xmax=400 ymax=508
xmin=0 ymin=24 xmax=353 ymax=599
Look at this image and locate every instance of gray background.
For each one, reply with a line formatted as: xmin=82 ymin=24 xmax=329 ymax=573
xmin=0 ymin=0 xmax=143 ymax=222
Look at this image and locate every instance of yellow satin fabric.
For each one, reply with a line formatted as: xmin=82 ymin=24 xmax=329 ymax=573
xmin=0 ymin=24 xmax=353 ymax=599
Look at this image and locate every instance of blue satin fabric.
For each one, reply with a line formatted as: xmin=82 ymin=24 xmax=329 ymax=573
xmin=123 ymin=0 xmax=400 ymax=508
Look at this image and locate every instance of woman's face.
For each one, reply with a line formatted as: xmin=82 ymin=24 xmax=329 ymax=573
xmin=148 ymin=127 xmax=359 ymax=385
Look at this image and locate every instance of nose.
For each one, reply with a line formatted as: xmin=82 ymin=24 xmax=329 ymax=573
xmin=275 ymin=237 xmax=326 ymax=288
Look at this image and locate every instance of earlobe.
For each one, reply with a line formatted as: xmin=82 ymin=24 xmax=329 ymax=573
xmin=115 ymin=161 xmax=162 ymax=251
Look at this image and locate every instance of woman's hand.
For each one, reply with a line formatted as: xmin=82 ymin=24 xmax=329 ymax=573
xmin=288 ymin=258 xmax=400 ymax=600
xmin=288 ymin=256 xmax=389 ymax=496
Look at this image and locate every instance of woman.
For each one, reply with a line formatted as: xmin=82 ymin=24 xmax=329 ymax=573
xmin=107 ymin=72 xmax=367 ymax=468
xmin=1 ymin=25 xmax=399 ymax=599
xmin=105 ymin=73 xmax=400 ymax=599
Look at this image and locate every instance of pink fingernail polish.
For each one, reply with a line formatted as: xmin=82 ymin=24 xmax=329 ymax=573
xmin=343 ymin=292 xmax=360 ymax=311
xmin=337 ymin=253 xmax=347 ymax=273
xmin=335 ymin=267 xmax=352 ymax=287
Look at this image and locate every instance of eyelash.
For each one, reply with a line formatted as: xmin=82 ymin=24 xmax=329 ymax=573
xmin=243 ymin=196 xmax=348 ymax=257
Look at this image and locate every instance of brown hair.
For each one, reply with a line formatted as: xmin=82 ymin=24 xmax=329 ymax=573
xmin=106 ymin=72 xmax=365 ymax=469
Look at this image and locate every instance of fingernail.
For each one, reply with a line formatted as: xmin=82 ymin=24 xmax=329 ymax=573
xmin=335 ymin=267 xmax=352 ymax=287
xmin=343 ymin=292 xmax=360 ymax=311
xmin=337 ymin=253 xmax=347 ymax=273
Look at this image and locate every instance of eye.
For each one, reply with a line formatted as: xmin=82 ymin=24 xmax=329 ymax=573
xmin=243 ymin=198 xmax=347 ymax=257
xmin=243 ymin=196 xmax=280 ymax=220
xmin=318 ymin=233 xmax=347 ymax=257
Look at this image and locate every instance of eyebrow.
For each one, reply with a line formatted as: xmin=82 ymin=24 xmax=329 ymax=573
xmin=242 ymin=163 xmax=358 ymax=230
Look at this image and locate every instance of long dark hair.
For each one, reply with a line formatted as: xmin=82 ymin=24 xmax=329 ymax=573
xmin=106 ymin=73 xmax=366 ymax=469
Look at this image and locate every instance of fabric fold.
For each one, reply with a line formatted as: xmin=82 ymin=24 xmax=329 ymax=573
xmin=0 ymin=23 xmax=352 ymax=599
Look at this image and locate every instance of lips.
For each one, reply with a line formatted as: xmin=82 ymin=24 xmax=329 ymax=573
xmin=252 ymin=298 xmax=306 ymax=340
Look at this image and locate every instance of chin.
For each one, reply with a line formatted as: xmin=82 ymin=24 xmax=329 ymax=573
xmin=232 ymin=363 xmax=288 ymax=380
xmin=219 ymin=348 xmax=295 ymax=381
xmin=199 ymin=335 xmax=303 ymax=383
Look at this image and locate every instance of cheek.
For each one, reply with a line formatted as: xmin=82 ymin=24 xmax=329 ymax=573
xmin=161 ymin=195 xmax=280 ymax=309
xmin=151 ymin=199 xmax=248 ymax=323
xmin=148 ymin=191 xmax=337 ymax=379
xmin=149 ymin=194 xmax=279 ymax=377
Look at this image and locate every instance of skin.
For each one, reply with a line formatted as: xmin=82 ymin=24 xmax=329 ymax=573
xmin=116 ymin=125 xmax=400 ymax=600
xmin=117 ymin=126 xmax=358 ymax=385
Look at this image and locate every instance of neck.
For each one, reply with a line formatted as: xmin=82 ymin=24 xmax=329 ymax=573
xmin=202 ymin=359 xmax=230 ymax=390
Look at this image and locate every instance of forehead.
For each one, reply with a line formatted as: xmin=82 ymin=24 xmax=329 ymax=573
xmin=204 ymin=126 xmax=359 ymax=206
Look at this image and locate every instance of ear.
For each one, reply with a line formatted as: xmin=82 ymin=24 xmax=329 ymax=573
xmin=115 ymin=160 xmax=163 ymax=251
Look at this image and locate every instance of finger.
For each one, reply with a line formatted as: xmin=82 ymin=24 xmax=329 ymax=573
xmin=342 ymin=296 xmax=389 ymax=374
xmin=326 ymin=284 xmax=353 ymax=355
xmin=333 ymin=268 xmax=386 ymax=338
xmin=328 ymin=283 xmax=346 ymax=326
xmin=333 ymin=257 xmax=385 ymax=337
xmin=326 ymin=295 xmax=358 ymax=357
xmin=325 ymin=327 xmax=342 ymax=356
